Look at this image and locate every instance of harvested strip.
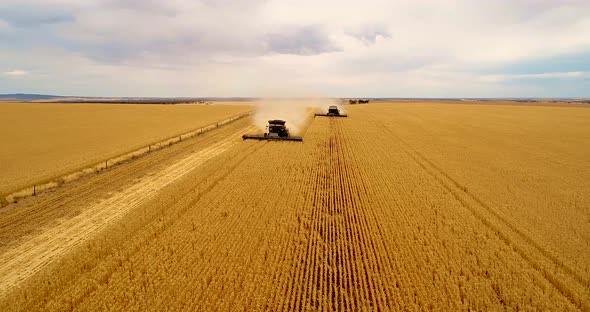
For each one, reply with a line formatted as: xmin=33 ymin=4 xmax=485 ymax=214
xmin=0 ymin=126 xmax=253 ymax=295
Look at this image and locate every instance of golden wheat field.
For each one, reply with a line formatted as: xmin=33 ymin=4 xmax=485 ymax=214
xmin=0 ymin=102 xmax=251 ymax=196
xmin=0 ymin=101 xmax=589 ymax=311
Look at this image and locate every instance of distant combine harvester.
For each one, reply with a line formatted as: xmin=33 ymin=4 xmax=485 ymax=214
xmin=347 ymin=99 xmax=370 ymax=104
xmin=315 ymin=105 xmax=348 ymax=117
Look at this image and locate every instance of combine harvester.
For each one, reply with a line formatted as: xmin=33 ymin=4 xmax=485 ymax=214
xmin=242 ymin=119 xmax=303 ymax=142
xmin=314 ymin=105 xmax=348 ymax=117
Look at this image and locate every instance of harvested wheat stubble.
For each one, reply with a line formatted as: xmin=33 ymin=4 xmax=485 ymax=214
xmin=0 ymin=102 xmax=588 ymax=311
xmin=0 ymin=126 xmax=250 ymax=294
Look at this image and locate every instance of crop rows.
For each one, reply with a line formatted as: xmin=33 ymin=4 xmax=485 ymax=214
xmin=1 ymin=105 xmax=587 ymax=311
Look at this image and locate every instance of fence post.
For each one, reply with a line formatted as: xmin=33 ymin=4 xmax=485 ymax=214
xmin=33 ymin=185 xmax=36 ymax=196
xmin=105 ymin=160 xmax=108 ymax=169
xmin=148 ymin=145 xmax=151 ymax=152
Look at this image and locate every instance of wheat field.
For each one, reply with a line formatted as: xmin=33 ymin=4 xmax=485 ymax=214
xmin=0 ymin=101 xmax=588 ymax=311
xmin=0 ymin=102 xmax=251 ymax=196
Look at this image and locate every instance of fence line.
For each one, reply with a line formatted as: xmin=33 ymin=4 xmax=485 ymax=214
xmin=2 ymin=111 xmax=253 ymax=206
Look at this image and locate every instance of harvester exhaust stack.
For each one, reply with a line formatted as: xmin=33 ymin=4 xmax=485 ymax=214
xmin=315 ymin=106 xmax=348 ymax=117
xmin=242 ymin=119 xmax=303 ymax=142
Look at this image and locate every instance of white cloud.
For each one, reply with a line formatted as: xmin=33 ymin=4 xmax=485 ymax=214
xmin=483 ymin=71 xmax=590 ymax=82
xmin=3 ymin=69 xmax=29 ymax=76
xmin=0 ymin=18 xmax=12 ymax=32
xmin=1 ymin=0 xmax=590 ymax=96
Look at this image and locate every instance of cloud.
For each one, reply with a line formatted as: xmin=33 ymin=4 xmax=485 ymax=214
xmin=0 ymin=18 xmax=12 ymax=32
xmin=0 ymin=5 xmax=74 ymax=28
xmin=483 ymin=71 xmax=590 ymax=82
xmin=265 ymin=26 xmax=338 ymax=55
xmin=47 ymin=1 xmax=266 ymax=64
xmin=1 ymin=0 xmax=590 ymax=97
xmin=347 ymin=24 xmax=391 ymax=45
xmin=3 ymin=70 xmax=29 ymax=76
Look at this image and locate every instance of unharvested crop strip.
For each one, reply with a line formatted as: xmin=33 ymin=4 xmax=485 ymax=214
xmin=1 ymin=111 xmax=252 ymax=206
xmin=371 ymin=116 xmax=589 ymax=310
xmin=273 ymin=116 xmax=405 ymax=310
xmin=0 ymin=119 xmax=253 ymax=254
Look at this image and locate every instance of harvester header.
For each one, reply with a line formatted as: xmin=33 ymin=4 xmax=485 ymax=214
xmin=315 ymin=106 xmax=348 ymax=117
xmin=242 ymin=119 xmax=303 ymax=142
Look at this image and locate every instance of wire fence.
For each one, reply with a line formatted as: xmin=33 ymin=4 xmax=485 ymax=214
xmin=2 ymin=111 xmax=253 ymax=206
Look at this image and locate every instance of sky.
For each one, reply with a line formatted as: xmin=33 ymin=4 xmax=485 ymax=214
xmin=1 ymin=0 xmax=590 ymax=98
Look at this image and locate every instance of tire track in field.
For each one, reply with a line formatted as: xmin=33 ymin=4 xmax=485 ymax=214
xmin=281 ymin=117 xmax=397 ymax=310
xmin=370 ymin=116 xmax=590 ymax=311
xmin=0 ymin=126 xmax=256 ymax=297
xmin=67 ymin=140 xmax=266 ymax=311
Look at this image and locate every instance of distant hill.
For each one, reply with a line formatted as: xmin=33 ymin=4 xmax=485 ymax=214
xmin=2 ymin=94 xmax=587 ymax=104
xmin=0 ymin=93 xmax=65 ymax=101
xmin=0 ymin=94 xmax=257 ymax=103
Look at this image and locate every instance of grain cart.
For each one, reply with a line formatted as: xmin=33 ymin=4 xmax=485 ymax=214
xmin=242 ymin=120 xmax=303 ymax=142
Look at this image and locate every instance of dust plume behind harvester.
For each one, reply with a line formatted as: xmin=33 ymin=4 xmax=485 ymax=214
xmin=242 ymin=119 xmax=303 ymax=142
xmin=244 ymin=97 xmax=329 ymax=142
xmin=315 ymin=105 xmax=348 ymax=117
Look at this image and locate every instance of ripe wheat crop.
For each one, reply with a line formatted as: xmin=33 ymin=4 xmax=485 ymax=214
xmin=0 ymin=102 xmax=251 ymax=196
xmin=0 ymin=101 xmax=588 ymax=311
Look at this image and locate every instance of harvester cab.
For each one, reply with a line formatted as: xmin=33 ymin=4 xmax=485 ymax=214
xmin=315 ymin=105 xmax=348 ymax=117
xmin=242 ymin=119 xmax=303 ymax=142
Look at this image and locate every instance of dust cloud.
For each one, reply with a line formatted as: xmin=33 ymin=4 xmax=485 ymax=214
xmin=253 ymin=97 xmax=341 ymax=135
